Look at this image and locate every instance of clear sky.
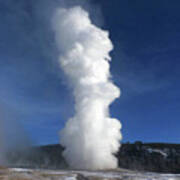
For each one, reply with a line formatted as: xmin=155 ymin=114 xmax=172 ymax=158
xmin=0 ymin=0 xmax=180 ymax=145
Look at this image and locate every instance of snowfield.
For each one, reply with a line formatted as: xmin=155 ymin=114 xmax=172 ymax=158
xmin=0 ymin=168 xmax=178 ymax=180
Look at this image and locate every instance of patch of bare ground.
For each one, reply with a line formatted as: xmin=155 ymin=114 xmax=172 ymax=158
xmin=38 ymin=172 xmax=67 ymax=178
xmin=0 ymin=166 xmax=7 ymax=170
xmin=3 ymin=174 xmax=48 ymax=180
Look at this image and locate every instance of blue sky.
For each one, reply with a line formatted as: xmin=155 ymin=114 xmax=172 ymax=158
xmin=0 ymin=0 xmax=180 ymax=145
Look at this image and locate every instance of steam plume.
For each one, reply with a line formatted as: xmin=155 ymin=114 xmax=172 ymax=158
xmin=52 ymin=6 xmax=122 ymax=170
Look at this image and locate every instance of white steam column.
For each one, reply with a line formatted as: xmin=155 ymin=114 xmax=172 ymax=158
xmin=52 ymin=6 xmax=122 ymax=170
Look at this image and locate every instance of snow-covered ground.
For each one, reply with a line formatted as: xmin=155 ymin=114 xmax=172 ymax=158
xmin=147 ymin=148 xmax=168 ymax=158
xmin=5 ymin=168 xmax=180 ymax=180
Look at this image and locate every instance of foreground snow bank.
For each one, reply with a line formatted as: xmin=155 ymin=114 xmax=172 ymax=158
xmin=6 ymin=168 xmax=180 ymax=180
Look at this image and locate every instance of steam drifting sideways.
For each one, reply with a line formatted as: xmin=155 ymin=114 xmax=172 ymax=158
xmin=52 ymin=6 xmax=122 ymax=170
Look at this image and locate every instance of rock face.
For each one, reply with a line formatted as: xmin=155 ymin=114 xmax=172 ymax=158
xmin=3 ymin=142 xmax=180 ymax=173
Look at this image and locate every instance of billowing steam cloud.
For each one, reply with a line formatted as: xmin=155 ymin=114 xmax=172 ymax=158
xmin=52 ymin=6 xmax=122 ymax=170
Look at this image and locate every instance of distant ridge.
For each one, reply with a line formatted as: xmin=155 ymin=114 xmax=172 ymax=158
xmin=3 ymin=142 xmax=180 ymax=173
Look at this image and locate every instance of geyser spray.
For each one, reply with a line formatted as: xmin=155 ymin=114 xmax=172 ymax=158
xmin=52 ymin=6 xmax=122 ymax=170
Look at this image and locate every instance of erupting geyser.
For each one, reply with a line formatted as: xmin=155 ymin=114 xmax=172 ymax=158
xmin=52 ymin=6 xmax=122 ymax=170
